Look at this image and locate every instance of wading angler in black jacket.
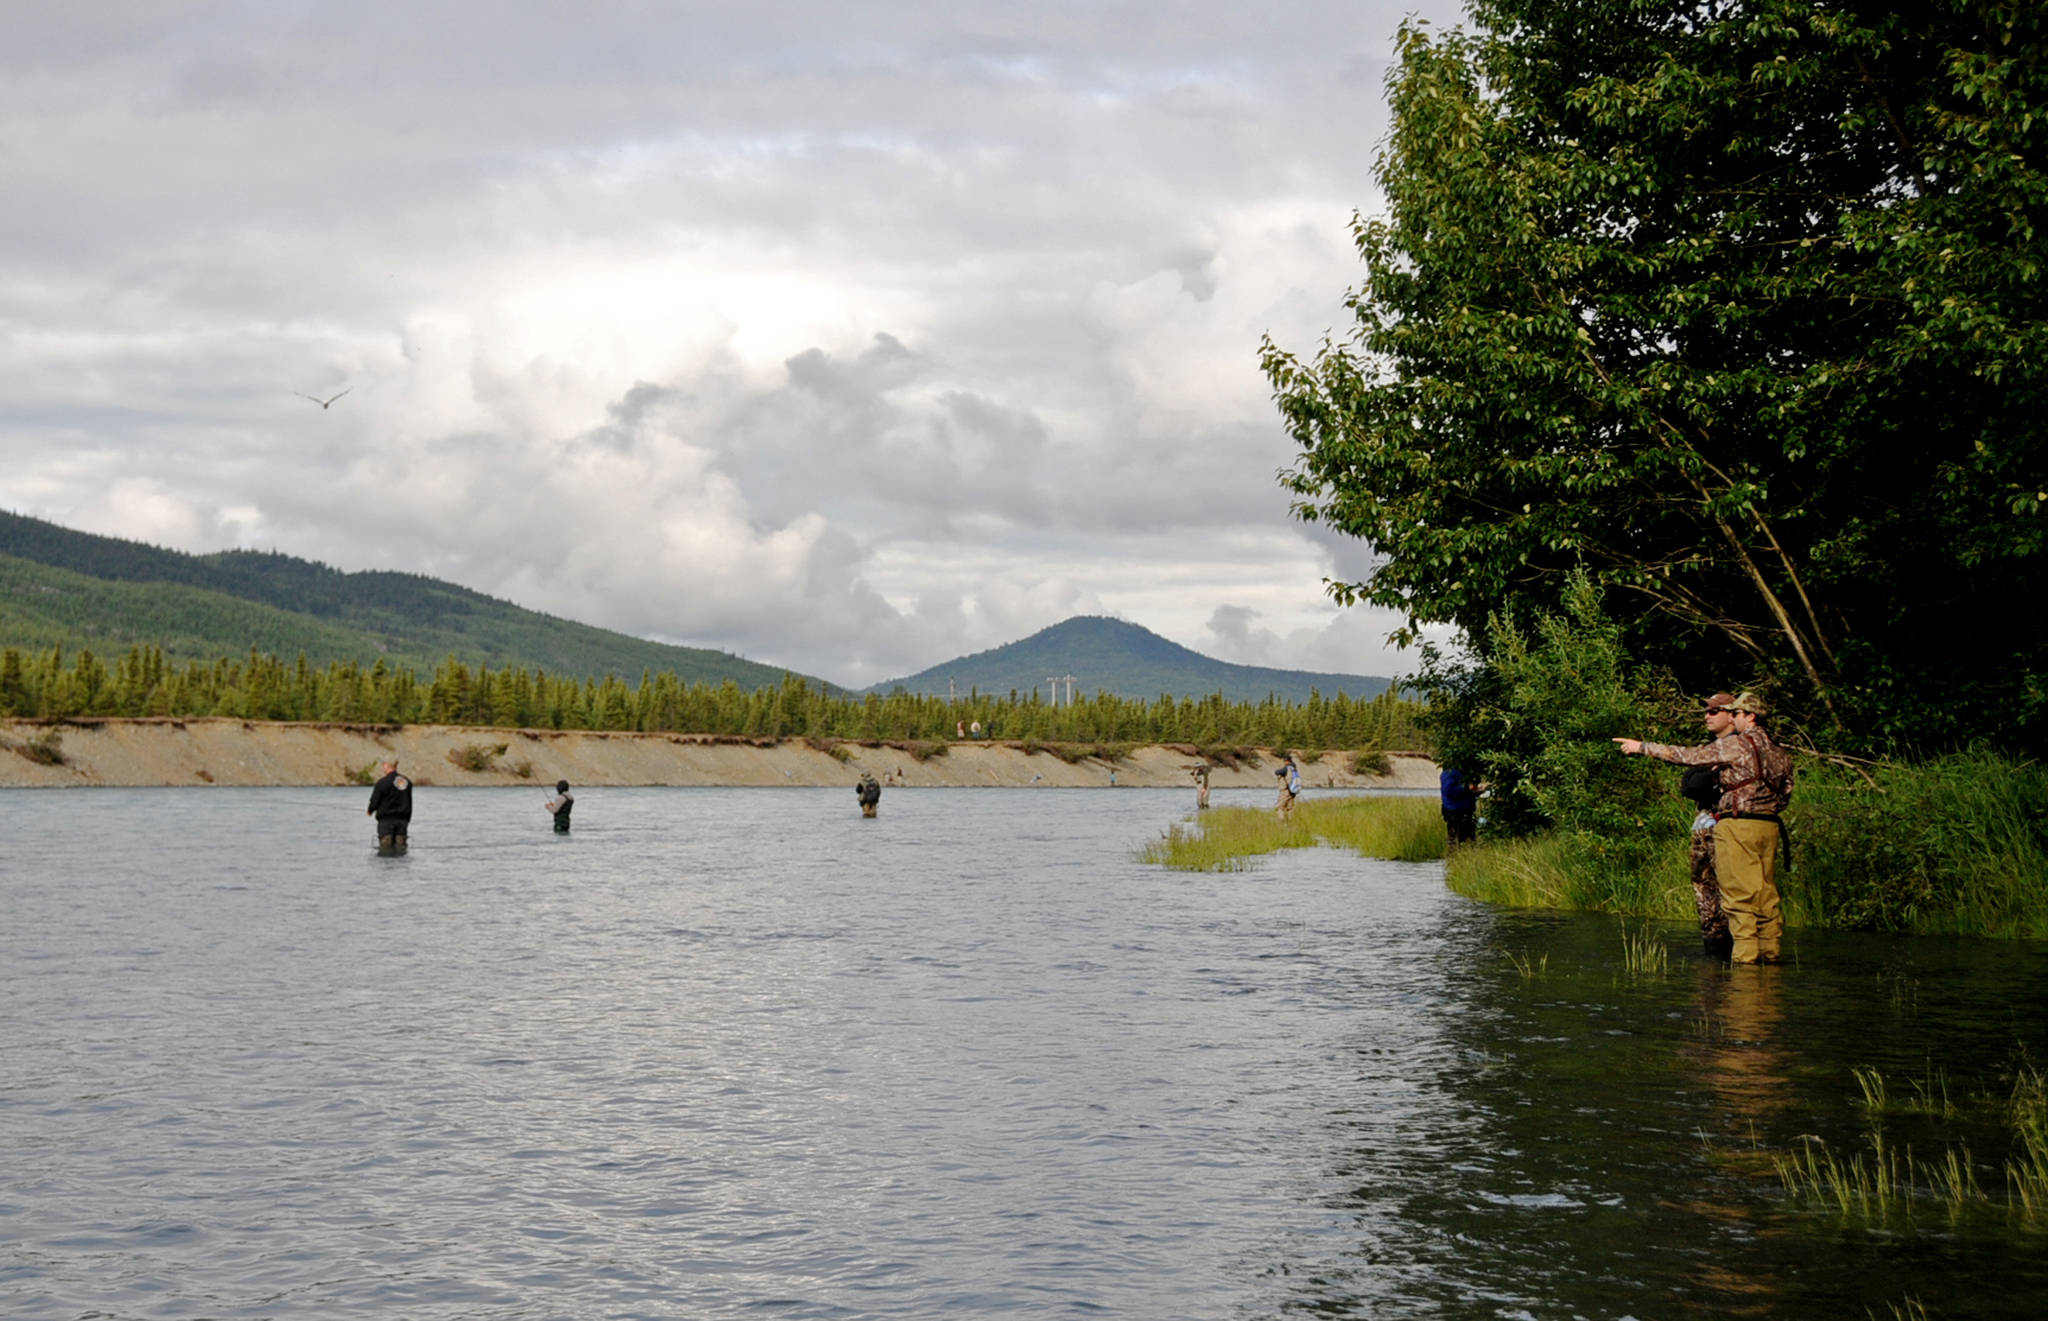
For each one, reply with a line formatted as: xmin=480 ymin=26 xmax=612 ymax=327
xmin=366 ymin=760 xmax=413 ymax=855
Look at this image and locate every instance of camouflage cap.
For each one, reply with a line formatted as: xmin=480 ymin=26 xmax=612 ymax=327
xmin=1704 ymin=691 xmax=1737 ymax=711
xmin=1729 ymin=691 xmax=1768 ymax=716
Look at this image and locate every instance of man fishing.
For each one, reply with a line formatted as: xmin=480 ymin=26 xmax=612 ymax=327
xmin=366 ymin=759 xmax=413 ymax=855
xmin=856 ymin=771 xmax=882 ymax=818
xmin=544 ymin=779 xmax=574 ymax=833
xmin=1274 ymin=753 xmax=1301 ymax=823
xmin=1678 ymin=694 xmax=1739 ymax=959
xmin=1614 ymin=693 xmax=1793 ymax=966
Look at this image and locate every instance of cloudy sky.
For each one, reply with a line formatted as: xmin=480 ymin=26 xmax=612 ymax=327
xmin=1 ymin=1 xmax=1460 ymax=688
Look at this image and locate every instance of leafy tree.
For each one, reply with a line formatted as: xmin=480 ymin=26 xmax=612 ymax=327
xmin=1263 ymin=0 xmax=2048 ymax=751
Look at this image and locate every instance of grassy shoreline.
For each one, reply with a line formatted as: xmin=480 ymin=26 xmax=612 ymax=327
xmin=1444 ymin=755 xmax=2048 ymax=940
xmin=1139 ymin=796 xmax=1445 ymax=870
xmin=1142 ymin=755 xmax=2048 ymax=941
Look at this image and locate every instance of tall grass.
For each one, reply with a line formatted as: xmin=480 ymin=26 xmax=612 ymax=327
xmin=1787 ymin=751 xmax=2048 ymax=938
xmin=1138 ymin=796 xmax=1444 ymax=871
xmin=1445 ymin=752 xmax=2048 ymax=938
xmin=1443 ymin=831 xmax=1694 ymax=918
xmin=2011 ymin=1066 xmax=2048 ymax=1218
xmin=1618 ymin=923 xmax=1669 ymax=977
xmin=1774 ymin=1064 xmax=2048 ymax=1228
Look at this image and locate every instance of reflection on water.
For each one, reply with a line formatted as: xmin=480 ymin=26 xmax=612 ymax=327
xmin=1281 ymin=914 xmax=2048 ymax=1320
xmin=3 ymin=788 xmax=2046 ymax=1319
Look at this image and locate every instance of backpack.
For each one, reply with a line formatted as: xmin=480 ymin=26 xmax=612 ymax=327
xmin=1680 ymin=764 xmax=1721 ymax=810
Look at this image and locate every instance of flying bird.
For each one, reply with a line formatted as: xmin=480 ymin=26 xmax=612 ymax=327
xmin=293 ymin=387 xmax=352 ymax=409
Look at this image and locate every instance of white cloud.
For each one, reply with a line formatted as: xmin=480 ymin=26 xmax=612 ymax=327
xmin=0 ymin=0 xmax=1464 ymax=687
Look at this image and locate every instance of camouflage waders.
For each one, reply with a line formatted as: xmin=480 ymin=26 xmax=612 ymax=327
xmin=1690 ymin=824 xmax=1731 ymax=958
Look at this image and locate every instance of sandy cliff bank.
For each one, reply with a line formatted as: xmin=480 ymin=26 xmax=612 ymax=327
xmin=1 ymin=718 xmax=1438 ymax=791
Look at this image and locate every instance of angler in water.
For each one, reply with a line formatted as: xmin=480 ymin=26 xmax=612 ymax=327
xmin=366 ymin=759 xmax=413 ymax=855
xmin=856 ymin=771 xmax=882 ymax=818
xmin=1614 ymin=692 xmax=1795 ymax=966
xmin=544 ymin=779 xmax=575 ymax=833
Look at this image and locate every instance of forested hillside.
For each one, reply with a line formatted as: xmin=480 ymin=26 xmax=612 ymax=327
xmin=872 ymin=616 xmax=1391 ymax=703
xmin=0 ymin=510 xmax=813 ymax=688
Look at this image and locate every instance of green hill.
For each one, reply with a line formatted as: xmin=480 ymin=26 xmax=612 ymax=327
xmin=0 ymin=509 xmax=817 ymax=688
xmin=869 ymin=615 xmax=1393 ymax=704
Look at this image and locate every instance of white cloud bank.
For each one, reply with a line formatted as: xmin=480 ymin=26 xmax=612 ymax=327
xmin=0 ymin=1 xmax=1462 ymax=686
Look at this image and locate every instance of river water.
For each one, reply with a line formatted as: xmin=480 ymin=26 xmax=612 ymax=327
xmin=4 ymin=786 xmax=2046 ymax=1319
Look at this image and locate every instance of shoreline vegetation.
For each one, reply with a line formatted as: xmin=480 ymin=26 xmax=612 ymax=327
xmin=0 ymin=715 xmax=1439 ymax=792
xmin=1141 ymin=797 xmax=1446 ymax=871
xmin=1442 ymin=752 xmax=2048 ymax=941
xmin=1146 ymin=754 xmax=2048 ymax=942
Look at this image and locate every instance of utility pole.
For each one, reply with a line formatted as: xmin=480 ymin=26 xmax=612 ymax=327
xmin=1045 ymin=676 xmax=1062 ymax=707
xmin=1059 ymin=674 xmax=1076 ymax=707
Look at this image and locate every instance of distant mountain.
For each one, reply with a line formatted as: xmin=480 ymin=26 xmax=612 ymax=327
xmin=870 ymin=615 xmax=1392 ymax=704
xmin=0 ymin=509 xmax=819 ymax=689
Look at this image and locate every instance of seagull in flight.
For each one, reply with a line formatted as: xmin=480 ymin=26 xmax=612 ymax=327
xmin=293 ymin=387 xmax=352 ymax=409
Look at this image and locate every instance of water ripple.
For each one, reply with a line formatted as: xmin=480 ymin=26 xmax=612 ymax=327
xmin=6 ymin=788 xmax=2048 ymax=1319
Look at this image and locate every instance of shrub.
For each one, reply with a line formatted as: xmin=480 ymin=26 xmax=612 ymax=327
xmin=447 ymin=742 xmax=508 ymax=772
xmin=1351 ymin=747 xmax=1392 ymax=776
xmin=15 ymin=729 xmax=64 ymax=765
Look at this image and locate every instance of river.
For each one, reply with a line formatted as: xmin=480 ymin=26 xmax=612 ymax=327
xmin=4 ymin=787 xmax=2046 ymax=1318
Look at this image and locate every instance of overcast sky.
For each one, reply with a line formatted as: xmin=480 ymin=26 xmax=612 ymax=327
xmin=0 ymin=1 xmax=1461 ymax=688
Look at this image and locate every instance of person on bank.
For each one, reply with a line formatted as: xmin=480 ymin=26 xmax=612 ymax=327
xmin=1191 ymin=763 xmax=1211 ymax=811
xmin=1614 ymin=692 xmax=1793 ymax=966
xmin=366 ymin=759 xmax=413 ymax=855
xmin=1439 ymin=765 xmax=1479 ymax=845
xmin=544 ymin=779 xmax=575 ymax=833
xmin=1274 ymin=753 xmax=1302 ymax=822
xmin=856 ymin=771 xmax=882 ymax=818
xmin=1679 ymin=694 xmax=1739 ymax=960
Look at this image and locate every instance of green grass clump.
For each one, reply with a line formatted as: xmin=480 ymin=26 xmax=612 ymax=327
xmin=1302 ymin=795 xmax=1447 ymax=861
xmin=1787 ymin=752 xmax=2048 ymax=938
xmin=1619 ymin=923 xmax=1668 ymax=976
xmin=1774 ymin=1063 xmax=2048 ymax=1229
xmin=2011 ymin=1066 xmax=2048 ymax=1218
xmin=1138 ymin=796 xmax=1445 ymax=872
xmin=1776 ymin=1132 xmax=1911 ymax=1222
xmin=1444 ymin=832 xmax=1695 ymax=919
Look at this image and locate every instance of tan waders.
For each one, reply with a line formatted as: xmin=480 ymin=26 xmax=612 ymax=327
xmin=1712 ymin=817 xmax=1781 ymax=965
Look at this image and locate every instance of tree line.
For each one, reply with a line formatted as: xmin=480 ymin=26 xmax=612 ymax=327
xmin=0 ymin=644 xmax=1427 ymax=751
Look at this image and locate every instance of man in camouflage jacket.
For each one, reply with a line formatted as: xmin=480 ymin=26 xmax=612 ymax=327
xmin=1614 ymin=693 xmax=1793 ymax=966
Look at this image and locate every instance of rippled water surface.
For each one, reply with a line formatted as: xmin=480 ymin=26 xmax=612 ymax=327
xmin=6 ymin=787 xmax=2048 ymax=1319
